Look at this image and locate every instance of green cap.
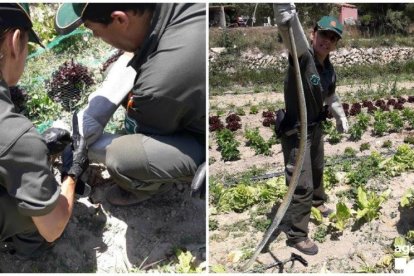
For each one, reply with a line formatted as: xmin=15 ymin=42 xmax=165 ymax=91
xmin=55 ymin=3 xmax=89 ymax=35
xmin=317 ymin=16 xmax=343 ymax=39
xmin=0 ymin=3 xmax=44 ymax=47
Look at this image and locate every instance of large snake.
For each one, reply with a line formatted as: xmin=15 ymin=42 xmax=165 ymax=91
xmin=242 ymin=23 xmax=308 ymax=272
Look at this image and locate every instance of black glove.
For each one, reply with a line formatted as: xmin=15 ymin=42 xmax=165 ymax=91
xmin=42 ymin=127 xmax=71 ymax=155
xmin=190 ymin=162 xmax=206 ymax=199
xmin=61 ymin=135 xmax=89 ymax=183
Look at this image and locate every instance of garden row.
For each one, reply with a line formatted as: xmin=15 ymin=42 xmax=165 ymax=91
xmin=210 ymin=96 xmax=414 ymax=161
xmin=210 ymin=144 xmax=414 ymax=271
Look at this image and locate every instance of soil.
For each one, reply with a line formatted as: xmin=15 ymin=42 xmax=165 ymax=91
xmin=209 ymin=82 xmax=414 ymax=273
xmin=0 ymin=164 xmax=206 ymax=273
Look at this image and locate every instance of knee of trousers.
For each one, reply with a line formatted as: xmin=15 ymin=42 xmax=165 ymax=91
xmin=105 ymin=139 xmax=149 ymax=181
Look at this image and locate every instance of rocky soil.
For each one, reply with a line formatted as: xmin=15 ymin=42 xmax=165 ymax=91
xmin=0 ymin=164 xmax=206 ymax=273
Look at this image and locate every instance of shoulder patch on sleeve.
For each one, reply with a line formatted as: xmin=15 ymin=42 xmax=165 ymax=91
xmin=310 ymin=74 xmax=320 ymax=85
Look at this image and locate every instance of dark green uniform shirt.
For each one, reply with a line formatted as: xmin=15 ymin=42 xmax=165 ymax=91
xmin=125 ymin=3 xmax=206 ymax=140
xmin=283 ymin=48 xmax=336 ymax=128
xmin=0 ymin=79 xmax=60 ymax=218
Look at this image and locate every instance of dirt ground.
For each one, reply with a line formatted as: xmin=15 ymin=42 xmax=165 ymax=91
xmin=0 ymin=164 xmax=206 ymax=273
xmin=209 ymin=82 xmax=414 ymax=273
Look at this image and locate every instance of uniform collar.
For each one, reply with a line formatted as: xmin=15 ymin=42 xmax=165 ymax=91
xmin=0 ymin=79 xmax=12 ymax=103
xmin=312 ymin=49 xmax=333 ymax=72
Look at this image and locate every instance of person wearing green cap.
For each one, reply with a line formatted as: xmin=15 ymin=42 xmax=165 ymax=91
xmin=0 ymin=3 xmax=89 ymax=259
xmin=272 ymin=3 xmax=348 ymax=255
xmin=54 ymin=3 xmax=206 ymax=206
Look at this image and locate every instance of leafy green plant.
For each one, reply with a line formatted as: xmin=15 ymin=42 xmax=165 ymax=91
xmin=209 ymin=218 xmax=219 ymax=231
xmin=344 ymin=147 xmax=357 ymax=158
xmin=328 ymin=202 xmax=352 ymax=232
xmin=210 ymin=264 xmax=226 ymax=273
xmin=312 ymin=224 xmax=328 ymax=243
xmin=392 ymin=144 xmax=414 ymax=170
xmin=348 ymin=112 xmax=370 ymax=141
xmin=174 ymin=249 xmax=204 ymax=273
xmin=380 ymin=144 xmax=414 ymax=177
xmin=356 ymin=112 xmax=371 ymax=129
xmin=373 ymin=110 xmax=388 ymax=136
xmin=215 ymin=177 xmax=286 ymax=213
xmin=25 ymin=89 xmax=62 ymax=125
xmin=347 ymin=152 xmax=384 ymax=187
xmin=249 ymin=105 xmax=259 ymax=114
xmin=393 ymin=236 xmax=409 ymax=258
xmin=402 ymin=108 xmax=414 ymax=128
xmin=216 ymin=128 xmax=240 ymax=161
xmin=400 ymin=189 xmax=414 ymax=208
xmin=252 ymin=217 xmax=271 ymax=232
xmin=244 ymin=127 xmax=272 ymax=156
xmin=349 ymin=124 xmax=364 ymax=141
xmin=29 ymin=3 xmax=59 ymax=52
xmin=322 ymin=120 xmax=335 ymax=135
xmin=388 ymin=110 xmax=404 ymax=132
xmin=355 ymin=186 xmax=390 ymax=222
xmin=311 ymin=207 xmax=323 ymax=224
xmin=327 ymin=128 xmax=342 ymax=144
xmin=209 ymin=179 xmax=225 ymax=206
xmin=236 ymin=107 xmax=246 ymax=116
xmin=261 ymin=176 xmax=288 ymax=201
xmin=406 ymin=230 xmax=414 ymax=243
xmin=360 ymin=142 xmax=371 ymax=152
xmin=323 ymin=167 xmax=339 ymax=190
xmin=218 ymin=184 xmax=257 ymax=213
xmin=382 ymin=140 xmax=393 ymax=148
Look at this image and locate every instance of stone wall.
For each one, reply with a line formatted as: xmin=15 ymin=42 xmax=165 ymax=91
xmin=209 ymin=46 xmax=414 ymax=71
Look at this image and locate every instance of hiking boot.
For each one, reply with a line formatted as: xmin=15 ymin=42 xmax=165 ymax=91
xmin=316 ymin=204 xmax=333 ymax=218
xmin=106 ymin=184 xmax=173 ymax=207
xmin=106 ymin=185 xmax=152 ymax=207
xmin=287 ymin=238 xmax=318 ymax=255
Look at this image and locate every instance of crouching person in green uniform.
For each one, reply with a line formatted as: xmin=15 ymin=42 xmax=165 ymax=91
xmin=54 ymin=3 xmax=206 ymax=206
xmin=273 ymin=3 xmax=348 ymax=255
xmin=0 ymin=3 xmax=88 ymax=259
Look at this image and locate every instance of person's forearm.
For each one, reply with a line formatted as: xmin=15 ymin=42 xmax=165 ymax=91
xmin=273 ymin=3 xmax=309 ymax=58
xmin=32 ymin=176 xmax=76 ymax=242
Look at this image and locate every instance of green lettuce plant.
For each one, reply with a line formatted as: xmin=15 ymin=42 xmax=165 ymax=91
xmin=356 ymin=187 xmax=390 ymax=222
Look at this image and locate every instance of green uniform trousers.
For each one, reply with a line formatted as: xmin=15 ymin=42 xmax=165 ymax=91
xmin=105 ymin=131 xmax=204 ymax=196
xmin=281 ymin=124 xmax=327 ymax=243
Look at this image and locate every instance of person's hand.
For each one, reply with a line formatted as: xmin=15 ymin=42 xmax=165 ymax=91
xmin=42 ymin=127 xmax=71 ymax=155
xmin=336 ymin=117 xmax=349 ymax=133
xmin=61 ymin=135 xmax=89 ymax=182
xmin=274 ymin=3 xmax=296 ymax=27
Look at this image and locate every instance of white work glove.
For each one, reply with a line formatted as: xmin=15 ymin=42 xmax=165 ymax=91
xmin=326 ymin=94 xmax=348 ymax=133
xmin=78 ymin=52 xmax=136 ymax=145
xmin=337 ymin=117 xmax=349 ymax=133
xmin=274 ymin=3 xmax=296 ymax=27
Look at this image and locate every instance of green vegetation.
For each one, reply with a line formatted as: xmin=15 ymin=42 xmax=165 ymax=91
xmin=216 ymin=129 xmax=241 ymax=161
xmin=355 ymin=187 xmax=390 ymax=222
xmin=244 ymin=127 xmax=273 ymax=156
xmin=211 ymin=176 xmax=286 ymax=213
xmin=328 ymin=202 xmax=352 ymax=232
xmin=400 ymin=189 xmax=414 ymax=208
